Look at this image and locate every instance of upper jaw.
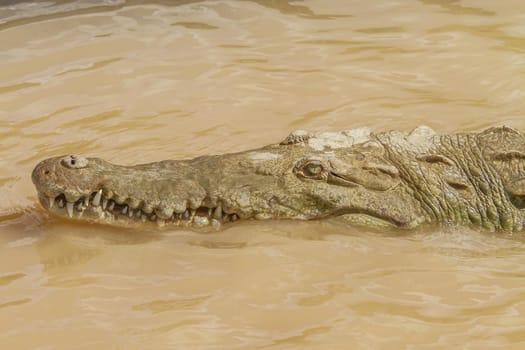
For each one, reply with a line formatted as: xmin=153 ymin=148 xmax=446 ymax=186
xmin=32 ymin=158 xmax=258 ymax=228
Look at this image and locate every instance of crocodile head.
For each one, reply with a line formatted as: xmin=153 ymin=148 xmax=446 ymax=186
xmin=32 ymin=129 xmax=427 ymax=229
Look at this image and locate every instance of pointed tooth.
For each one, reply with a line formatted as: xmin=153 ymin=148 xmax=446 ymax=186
xmin=150 ymin=214 xmax=157 ymax=221
xmin=182 ymin=210 xmax=190 ymax=220
xmin=83 ymin=197 xmax=89 ymax=207
xmin=102 ymin=198 xmax=108 ymax=210
xmin=58 ymin=198 xmax=65 ymax=208
xmin=207 ymin=208 xmax=212 ymax=217
xmin=141 ymin=214 xmax=147 ymax=222
xmin=190 ymin=209 xmax=196 ymax=220
xmin=122 ymin=205 xmax=128 ymax=215
xmin=213 ymin=205 xmax=222 ymax=220
xmin=76 ymin=201 xmax=83 ymax=211
xmin=231 ymin=214 xmax=239 ymax=221
xmin=107 ymin=200 xmax=115 ymax=211
xmin=66 ymin=202 xmax=74 ymax=218
xmin=93 ymin=190 xmax=102 ymax=207
xmin=47 ymin=196 xmax=55 ymax=209
xmin=135 ymin=210 xmax=142 ymax=218
xmin=129 ymin=208 xmax=134 ymax=217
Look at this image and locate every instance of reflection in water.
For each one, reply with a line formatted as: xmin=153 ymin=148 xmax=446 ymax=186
xmin=0 ymin=0 xmax=335 ymax=30
xmin=429 ymin=24 xmax=525 ymax=53
xmin=0 ymin=272 xmax=26 ymax=286
xmin=418 ymin=0 xmax=496 ymax=17
xmin=1 ymin=0 xmax=525 ymax=348
xmin=37 ymin=233 xmax=103 ymax=273
xmin=132 ymin=295 xmax=211 ymax=314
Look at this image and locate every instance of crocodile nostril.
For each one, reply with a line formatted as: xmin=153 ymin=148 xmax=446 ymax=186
xmin=61 ymin=155 xmax=88 ymax=169
xmin=43 ymin=169 xmax=50 ymax=176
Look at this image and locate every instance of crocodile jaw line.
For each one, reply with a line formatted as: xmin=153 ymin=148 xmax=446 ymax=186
xmin=31 ymin=155 xmax=246 ymax=228
xmin=36 ymin=189 xmax=240 ymax=228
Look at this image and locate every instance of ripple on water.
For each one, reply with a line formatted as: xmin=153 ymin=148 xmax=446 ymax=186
xmin=1 ymin=0 xmax=525 ymax=348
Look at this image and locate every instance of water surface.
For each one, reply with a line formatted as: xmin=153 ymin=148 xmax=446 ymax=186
xmin=1 ymin=0 xmax=525 ymax=348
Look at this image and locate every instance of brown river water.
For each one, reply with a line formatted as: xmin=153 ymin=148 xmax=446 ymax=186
xmin=1 ymin=1 xmax=525 ymax=349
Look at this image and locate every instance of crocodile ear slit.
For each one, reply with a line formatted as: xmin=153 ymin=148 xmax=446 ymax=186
xmin=362 ymin=163 xmax=399 ymax=177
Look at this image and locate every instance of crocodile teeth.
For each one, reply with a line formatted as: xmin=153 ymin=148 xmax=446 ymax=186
xmin=66 ymin=202 xmax=74 ymax=218
xmin=92 ymin=190 xmax=102 ymax=207
xmin=213 ymin=205 xmax=222 ymax=220
xmin=49 ymin=190 xmax=240 ymax=227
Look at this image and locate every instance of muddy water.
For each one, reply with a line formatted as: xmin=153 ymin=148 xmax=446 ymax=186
xmin=1 ymin=0 xmax=525 ymax=348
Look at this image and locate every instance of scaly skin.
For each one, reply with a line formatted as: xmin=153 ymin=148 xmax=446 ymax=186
xmin=32 ymin=126 xmax=525 ymax=231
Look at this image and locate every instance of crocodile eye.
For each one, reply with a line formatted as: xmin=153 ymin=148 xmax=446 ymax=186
xmin=61 ymin=155 xmax=88 ymax=169
xmin=294 ymin=159 xmax=329 ymax=180
xmin=298 ymin=161 xmax=327 ymax=180
xmin=304 ymin=163 xmax=323 ymax=176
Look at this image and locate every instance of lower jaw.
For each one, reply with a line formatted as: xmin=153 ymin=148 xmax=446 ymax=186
xmin=39 ymin=193 xmax=242 ymax=228
xmin=47 ymin=205 xmax=241 ymax=228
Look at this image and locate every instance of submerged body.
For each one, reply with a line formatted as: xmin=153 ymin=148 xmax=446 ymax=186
xmin=32 ymin=126 xmax=525 ymax=231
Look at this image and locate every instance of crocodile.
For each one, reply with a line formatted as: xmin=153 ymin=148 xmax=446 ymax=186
xmin=32 ymin=126 xmax=525 ymax=231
